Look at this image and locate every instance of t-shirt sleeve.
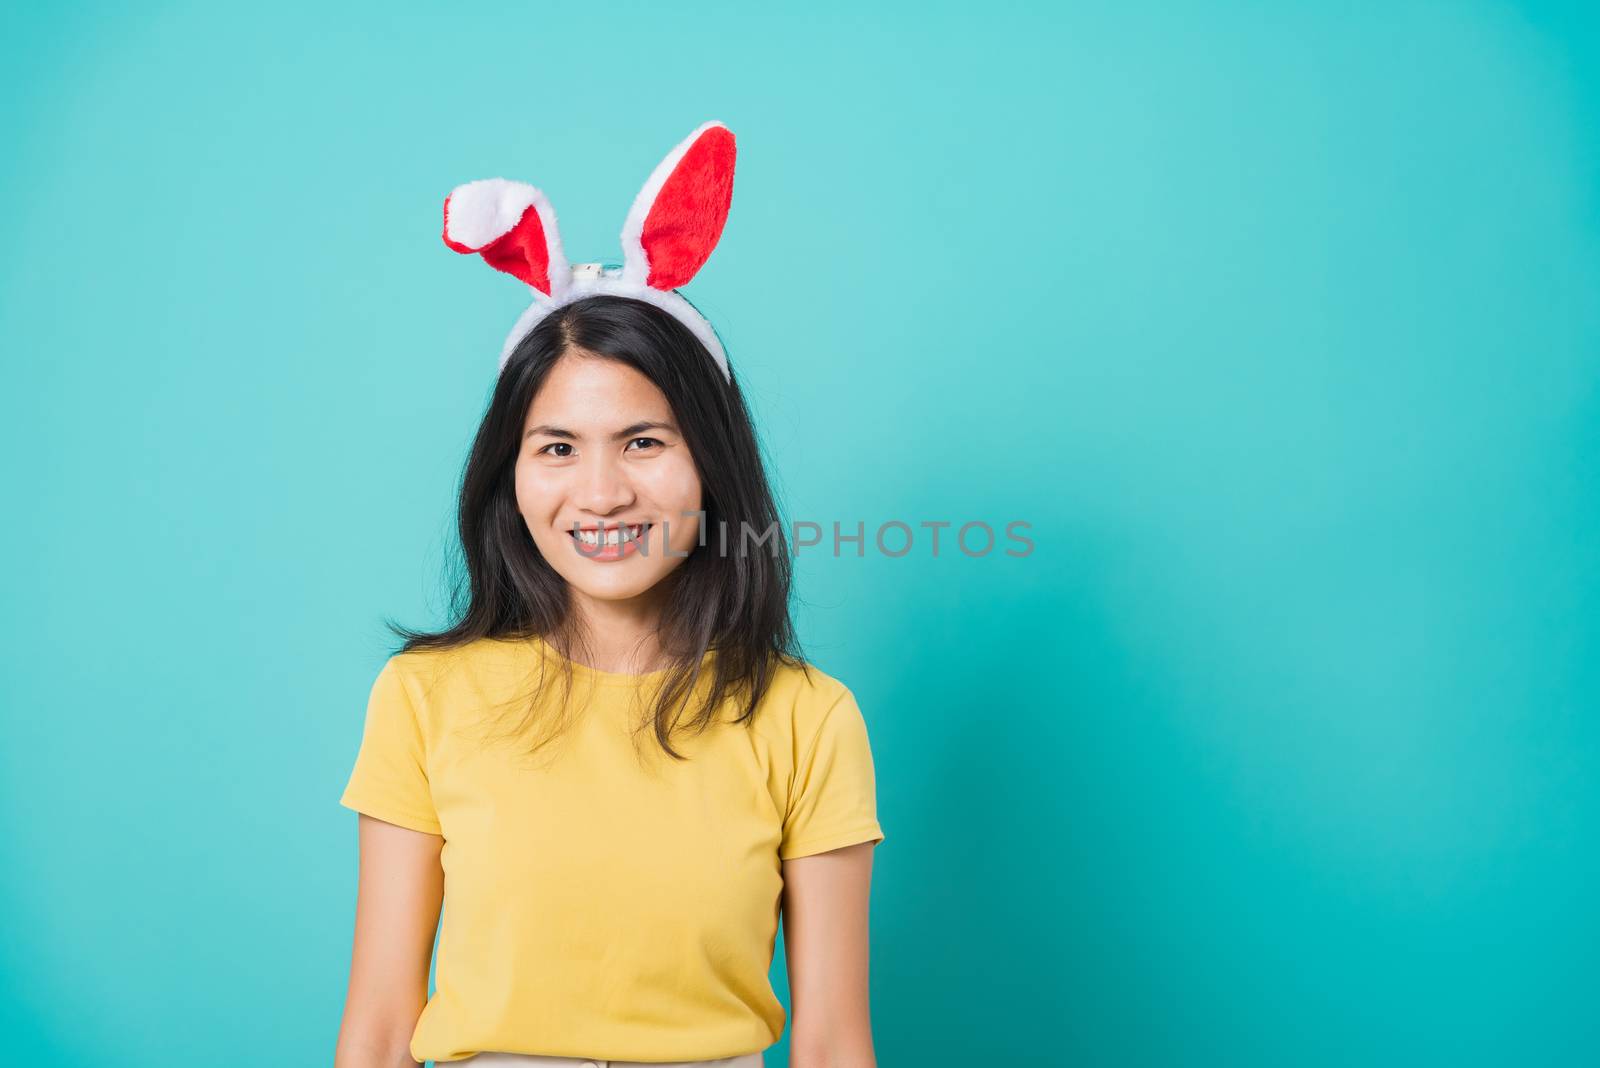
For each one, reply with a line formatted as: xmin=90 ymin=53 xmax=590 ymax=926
xmin=338 ymin=657 xmax=443 ymax=835
xmin=779 ymin=686 xmax=885 ymax=860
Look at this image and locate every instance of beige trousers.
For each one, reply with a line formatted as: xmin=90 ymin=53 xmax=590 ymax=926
xmin=446 ymin=1052 xmax=763 ymax=1067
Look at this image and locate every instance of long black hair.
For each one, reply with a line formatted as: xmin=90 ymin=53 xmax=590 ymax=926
xmin=385 ymin=294 xmax=807 ymax=760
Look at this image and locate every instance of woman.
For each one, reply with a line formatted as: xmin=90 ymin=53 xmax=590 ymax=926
xmin=333 ymin=123 xmax=885 ymax=1068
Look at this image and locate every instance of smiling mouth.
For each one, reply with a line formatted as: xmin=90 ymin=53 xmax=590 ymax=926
xmin=569 ymin=523 xmax=653 ymax=548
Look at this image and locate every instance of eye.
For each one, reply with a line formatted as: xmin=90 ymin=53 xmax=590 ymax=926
xmin=538 ymin=442 xmax=575 ymax=458
xmin=626 ymin=437 xmax=663 ymax=452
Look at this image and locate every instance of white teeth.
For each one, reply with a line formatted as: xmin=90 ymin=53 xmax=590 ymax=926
xmin=572 ymin=524 xmax=649 ymax=547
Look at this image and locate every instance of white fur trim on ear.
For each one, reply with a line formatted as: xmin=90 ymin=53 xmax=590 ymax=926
xmin=619 ymin=120 xmax=730 ymax=288
xmin=445 ymin=178 xmax=570 ymax=300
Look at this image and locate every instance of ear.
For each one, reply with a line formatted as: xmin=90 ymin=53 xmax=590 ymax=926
xmin=619 ymin=121 xmax=736 ymax=289
xmin=442 ymin=178 xmax=569 ymax=298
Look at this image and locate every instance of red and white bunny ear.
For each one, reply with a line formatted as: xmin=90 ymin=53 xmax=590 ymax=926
xmin=620 ymin=121 xmax=736 ymax=289
xmin=443 ymin=178 xmax=570 ymax=299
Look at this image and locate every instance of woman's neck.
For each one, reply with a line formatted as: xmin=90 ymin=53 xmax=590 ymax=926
xmin=563 ymin=588 xmax=670 ymax=675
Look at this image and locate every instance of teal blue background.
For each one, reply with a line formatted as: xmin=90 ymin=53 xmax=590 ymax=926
xmin=2 ymin=2 xmax=1596 ymax=1064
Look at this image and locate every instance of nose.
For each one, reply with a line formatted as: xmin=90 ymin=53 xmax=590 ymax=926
xmin=573 ymin=452 xmax=635 ymax=516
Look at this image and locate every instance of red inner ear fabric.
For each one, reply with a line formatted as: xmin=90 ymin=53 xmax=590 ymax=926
xmin=444 ymin=198 xmax=554 ymax=296
xmin=641 ymin=127 xmax=736 ymax=289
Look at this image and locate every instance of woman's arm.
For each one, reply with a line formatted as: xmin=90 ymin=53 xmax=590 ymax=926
xmin=781 ymin=840 xmax=879 ymax=1068
xmin=334 ymin=814 xmax=444 ymax=1068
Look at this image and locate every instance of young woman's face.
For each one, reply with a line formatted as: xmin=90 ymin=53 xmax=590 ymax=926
xmin=515 ymin=352 xmax=704 ymax=605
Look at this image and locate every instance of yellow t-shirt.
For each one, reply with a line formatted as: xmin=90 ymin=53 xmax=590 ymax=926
xmin=337 ymin=635 xmax=885 ymax=1064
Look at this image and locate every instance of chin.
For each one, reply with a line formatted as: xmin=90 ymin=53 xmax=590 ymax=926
xmin=563 ymin=571 xmax=664 ymax=602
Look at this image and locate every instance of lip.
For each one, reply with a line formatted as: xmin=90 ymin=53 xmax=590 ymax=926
xmin=567 ymin=522 xmax=654 ymax=562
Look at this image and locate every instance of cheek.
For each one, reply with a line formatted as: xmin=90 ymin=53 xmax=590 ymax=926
xmin=641 ymin=461 xmax=703 ymax=554
xmin=639 ymin=457 xmax=702 ymax=514
xmin=514 ymin=461 xmax=562 ymax=521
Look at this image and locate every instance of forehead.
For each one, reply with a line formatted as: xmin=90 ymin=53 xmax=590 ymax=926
xmin=523 ymin=353 xmax=675 ymax=428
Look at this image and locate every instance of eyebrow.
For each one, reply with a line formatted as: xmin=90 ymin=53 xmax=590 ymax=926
xmin=523 ymin=420 xmax=678 ymax=441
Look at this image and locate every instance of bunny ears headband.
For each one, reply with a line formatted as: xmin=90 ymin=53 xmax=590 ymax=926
xmin=442 ymin=120 xmax=737 ymax=381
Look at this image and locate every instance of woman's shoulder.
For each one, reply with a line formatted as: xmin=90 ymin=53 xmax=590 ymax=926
xmin=750 ymin=655 xmax=860 ymax=746
xmin=379 ymin=635 xmax=533 ymax=692
xmin=762 ymin=654 xmax=852 ymax=706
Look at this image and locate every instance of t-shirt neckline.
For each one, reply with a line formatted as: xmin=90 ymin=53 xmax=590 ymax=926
xmin=530 ymin=635 xmax=709 ymax=689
